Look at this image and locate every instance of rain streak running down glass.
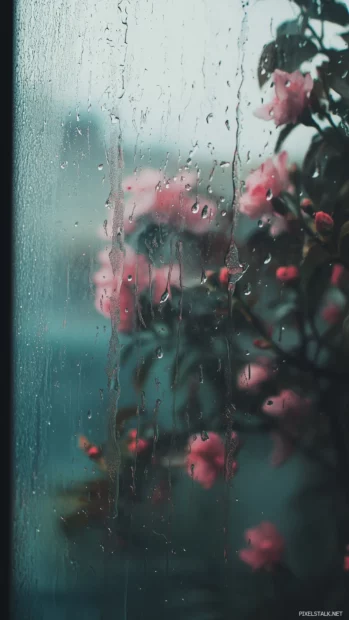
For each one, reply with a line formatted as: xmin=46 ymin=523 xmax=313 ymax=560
xmin=13 ymin=0 xmax=349 ymax=618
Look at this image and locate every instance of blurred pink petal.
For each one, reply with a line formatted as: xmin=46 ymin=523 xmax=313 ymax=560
xmin=237 ymin=362 xmax=272 ymax=391
xmin=186 ymin=432 xmax=225 ymax=489
xmin=239 ymin=152 xmax=290 ymax=219
xmin=239 ymin=522 xmax=284 ymax=570
xmin=254 ymin=69 xmax=313 ymax=127
xmin=262 ymin=389 xmax=310 ymax=418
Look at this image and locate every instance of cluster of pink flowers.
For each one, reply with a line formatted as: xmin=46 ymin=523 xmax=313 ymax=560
xmin=94 ymin=245 xmax=181 ymax=331
xmin=100 ymin=169 xmax=218 ymax=238
xmin=240 ymin=69 xmax=313 ymax=224
xmin=186 ymin=432 xmax=239 ymax=489
xmin=95 ymin=168 xmax=221 ymax=330
xmin=239 ymin=521 xmax=284 ymax=570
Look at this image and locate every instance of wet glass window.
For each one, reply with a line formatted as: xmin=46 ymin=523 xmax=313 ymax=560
xmin=13 ymin=0 xmax=349 ymax=618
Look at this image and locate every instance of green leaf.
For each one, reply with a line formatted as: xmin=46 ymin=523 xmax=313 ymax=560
xmin=322 ymin=49 xmax=349 ymax=102
xmin=258 ymin=35 xmax=318 ymax=88
xmin=293 ymin=0 xmax=349 ymax=26
xmin=275 ymin=124 xmax=296 ymax=153
xmin=277 ymin=19 xmax=304 ymax=37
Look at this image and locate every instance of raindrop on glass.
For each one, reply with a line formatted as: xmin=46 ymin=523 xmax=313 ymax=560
xmin=160 ymin=290 xmax=170 ymax=304
xmin=266 ymin=188 xmax=273 ymax=201
xmin=191 ymin=202 xmax=199 ymax=214
xmin=156 ymin=347 xmax=163 ymax=359
xmin=264 ymin=253 xmax=272 ymax=264
xmin=98 ymin=164 xmax=104 ymax=171
xmin=201 ymin=205 xmax=209 ymax=219
xmin=243 ymin=282 xmax=252 ymax=296
xmin=206 ymin=113 xmax=213 ymax=124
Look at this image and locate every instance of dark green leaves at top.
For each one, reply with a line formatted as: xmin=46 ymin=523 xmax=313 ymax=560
xmin=277 ymin=19 xmax=304 ymax=38
xmin=292 ymin=0 xmax=349 ymax=26
xmin=322 ymin=49 xmax=349 ymax=103
xmin=258 ymin=35 xmax=318 ymax=87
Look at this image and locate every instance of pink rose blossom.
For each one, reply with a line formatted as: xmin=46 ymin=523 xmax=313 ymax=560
xmin=239 ymin=152 xmax=290 ymax=219
xmin=239 ymin=522 xmax=284 ymax=570
xmin=237 ymin=360 xmax=272 ymax=391
xmin=262 ymin=389 xmax=310 ymax=418
xmin=254 ymin=69 xmax=313 ymax=127
xmin=186 ymin=432 xmax=225 ymax=489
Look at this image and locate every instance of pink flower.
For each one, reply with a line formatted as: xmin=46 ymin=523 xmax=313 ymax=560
xmin=315 ymin=211 xmax=334 ymax=234
xmin=239 ymin=152 xmax=290 ymax=219
xmin=276 ymin=265 xmax=299 ymax=283
xmin=186 ymin=432 xmax=225 ymax=489
xmin=262 ymin=389 xmax=310 ymax=418
xmin=254 ymin=69 xmax=313 ymax=127
xmin=94 ymin=245 xmax=181 ymax=330
xmin=127 ymin=429 xmax=149 ymax=454
xmin=331 ymin=264 xmax=348 ymax=287
xmin=239 ymin=522 xmax=284 ymax=570
xmin=100 ymin=169 xmax=218 ymax=236
xmin=237 ymin=361 xmax=272 ymax=391
xmin=322 ymin=303 xmax=343 ymax=325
